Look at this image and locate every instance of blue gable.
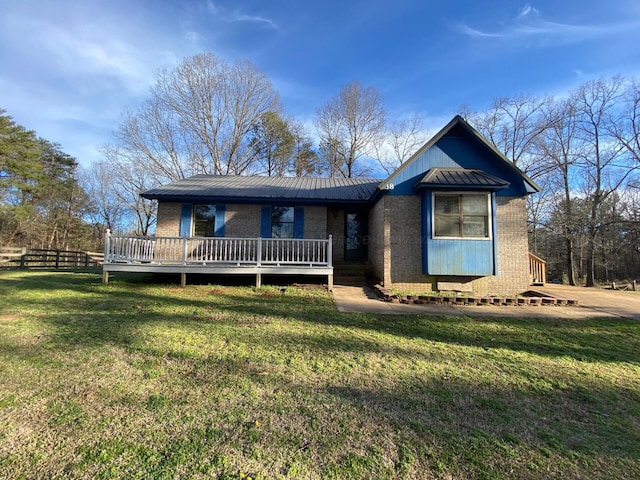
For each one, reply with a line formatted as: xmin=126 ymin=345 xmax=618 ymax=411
xmin=379 ymin=117 xmax=538 ymax=198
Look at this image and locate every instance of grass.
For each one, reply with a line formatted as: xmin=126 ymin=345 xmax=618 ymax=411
xmin=1 ymin=270 xmax=639 ymax=479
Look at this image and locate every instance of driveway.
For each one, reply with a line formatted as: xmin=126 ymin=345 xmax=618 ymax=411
xmin=333 ymin=284 xmax=640 ymax=320
xmin=534 ymin=284 xmax=640 ymax=321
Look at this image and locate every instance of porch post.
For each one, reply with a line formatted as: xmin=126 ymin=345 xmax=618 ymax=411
xmin=182 ymin=237 xmax=188 ymax=266
xmin=256 ymin=237 xmax=262 ymax=267
xmin=256 ymin=237 xmax=262 ymax=288
xmin=102 ymin=229 xmax=111 ymax=285
xmin=181 ymin=272 xmax=187 ymax=287
xmin=327 ymin=234 xmax=333 ymax=291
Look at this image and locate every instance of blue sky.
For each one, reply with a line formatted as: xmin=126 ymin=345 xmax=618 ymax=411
xmin=1 ymin=0 xmax=639 ymax=167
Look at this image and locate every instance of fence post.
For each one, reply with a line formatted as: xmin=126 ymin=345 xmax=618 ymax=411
xmin=55 ymin=250 xmax=60 ymax=269
xmin=20 ymin=251 xmax=26 ymax=269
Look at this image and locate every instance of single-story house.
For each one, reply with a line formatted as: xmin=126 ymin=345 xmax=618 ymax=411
xmin=103 ymin=115 xmax=542 ymax=295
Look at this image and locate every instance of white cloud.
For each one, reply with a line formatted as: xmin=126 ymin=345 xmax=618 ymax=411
xmin=455 ymin=4 xmax=640 ymax=46
xmin=517 ymin=4 xmax=540 ymax=19
xmin=206 ymin=1 xmax=279 ymax=30
xmin=455 ymin=24 xmax=505 ymax=38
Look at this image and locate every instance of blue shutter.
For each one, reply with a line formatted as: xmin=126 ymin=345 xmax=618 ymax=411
xmin=179 ymin=204 xmax=192 ymax=237
xmin=293 ymin=207 xmax=304 ymax=239
xmin=491 ymin=194 xmax=498 ymax=275
xmin=214 ymin=205 xmax=226 ymax=237
xmin=260 ymin=206 xmax=272 ymax=238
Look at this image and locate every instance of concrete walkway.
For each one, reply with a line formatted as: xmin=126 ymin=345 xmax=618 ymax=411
xmin=534 ymin=284 xmax=640 ymax=321
xmin=333 ymin=284 xmax=640 ymax=320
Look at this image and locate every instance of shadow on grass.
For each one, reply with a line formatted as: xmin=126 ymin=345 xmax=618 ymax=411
xmin=2 ymin=272 xmax=640 ymax=367
xmin=2 ymin=272 xmax=640 ymax=477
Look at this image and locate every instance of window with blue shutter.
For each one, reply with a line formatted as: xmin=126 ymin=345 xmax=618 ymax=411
xmin=185 ymin=204 xmax=226 ymax=237
xmin=261 ymin=206 xmax=305 ymax=238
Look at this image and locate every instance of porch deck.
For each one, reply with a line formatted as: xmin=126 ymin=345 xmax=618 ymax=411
xmin=102 ymin=231 xmax=334 ymax=289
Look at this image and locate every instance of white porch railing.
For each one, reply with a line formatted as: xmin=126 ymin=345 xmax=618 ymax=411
xmin=104 ymin=231 xmax=333 ymax=268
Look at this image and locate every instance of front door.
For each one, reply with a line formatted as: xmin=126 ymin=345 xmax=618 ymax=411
xmin=344 ymin=211 xmax=368 ymax=262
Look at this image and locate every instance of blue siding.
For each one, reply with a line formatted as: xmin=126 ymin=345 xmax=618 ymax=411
xmin=422 ymin=191 xmax=495 ymax=276
xmin=421 ymin=193 xmax=430 ymax=274
xmin=387 ymin=133 xmax=530 ymax=197
xmin=426 ymin=239 xmax=494 ymax=275
xmin=491 ymin=194 xmax=498 ymax=275
xmin=179 ymin=204 xmax=192 ymax=237
xmin=214 ymin=204 xmax=226 ymax=237
xmin=260 ymin=206 xmax=271 ymax=238
xmin=293 ymin=207 xmax=304 ymax=239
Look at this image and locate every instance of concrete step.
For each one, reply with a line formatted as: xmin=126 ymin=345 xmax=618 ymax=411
xmin=333 ymin=263 xmax=370 ymax=286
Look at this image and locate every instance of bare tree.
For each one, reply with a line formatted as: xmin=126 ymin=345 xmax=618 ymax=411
xmin=80 ymin=161 xmax=127 ymax=234
xmin=314 ymin=81 xmax=386 ymax=177
xmin=113 ymin=52 xmax=282 ymax=181
xmin=463 ymin=94 xmax=550 ymax=175
xmin=573 ymin=76 xmax=634 ymax=286
xmin=101 ymin=146 xmax=157 ymax=236
xmin=607 ymin=77 xmax=640 ymax=167
xmin=373 ymin=114 xmax=429 ymax=175
xmin=535 ymin=99 xmax=585 ymax=284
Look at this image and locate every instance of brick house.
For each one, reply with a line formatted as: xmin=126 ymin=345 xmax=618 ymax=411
xmin=103 ymin=116 xmax=540 ymax=295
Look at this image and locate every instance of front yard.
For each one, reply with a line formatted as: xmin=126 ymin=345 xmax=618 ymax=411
xmin=1 ymin=271 xmax=639 ymax=479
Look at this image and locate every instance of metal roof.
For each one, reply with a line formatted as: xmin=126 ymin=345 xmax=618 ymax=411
xmin=141 ymin=175 xmax=383 ymax=203
xmin=413 ymin=168 xmax=510 ymax=190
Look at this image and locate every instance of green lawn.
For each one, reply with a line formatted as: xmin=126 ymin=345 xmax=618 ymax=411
xmin=1 ymin=271 xmax=639 ymax=479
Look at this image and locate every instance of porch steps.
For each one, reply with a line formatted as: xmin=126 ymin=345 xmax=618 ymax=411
xmin=333 ymin=263 xmax=369 ymax=286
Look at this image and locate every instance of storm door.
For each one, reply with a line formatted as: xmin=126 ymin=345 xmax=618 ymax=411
xmin=344 ymin=211 xmax=368 ymax=262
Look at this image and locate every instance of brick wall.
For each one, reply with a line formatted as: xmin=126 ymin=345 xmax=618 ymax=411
xmin=155 ymin=202 xmax=181 ymax=237
xmin=304 ymin=206 xmax=327 ymax=239
xmin=388 ymin=195 xmax=424 ymax=285
xmin=474 ymin=196 xmax=530 ymax=294
xmin=155 ymin=202 xmax=328 ymax=240
xmin=368 ymin=199 xmax=386 ymax=280
xmin=225 ymin=205 xmax=261 ymax=237
xmin=378 ymin=194 xmax=530 ymax=295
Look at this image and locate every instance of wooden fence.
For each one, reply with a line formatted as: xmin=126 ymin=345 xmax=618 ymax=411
xmin=0 ymin=247 xmax=104 ymax=269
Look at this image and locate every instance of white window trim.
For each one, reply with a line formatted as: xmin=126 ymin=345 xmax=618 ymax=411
xmin=431 ymin=191 xmax=493 ymax=241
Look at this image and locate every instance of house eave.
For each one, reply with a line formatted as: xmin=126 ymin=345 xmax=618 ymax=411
xmin=140 ymin=193 xmax=374 ymax=207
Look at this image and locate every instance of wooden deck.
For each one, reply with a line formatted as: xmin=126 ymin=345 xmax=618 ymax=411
xmin=102 ymin=232 xmax=334 ymax=289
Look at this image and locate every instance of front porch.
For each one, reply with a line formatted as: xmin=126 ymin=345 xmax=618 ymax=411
xmin=102 ymin=231 xmax=334 ymax=289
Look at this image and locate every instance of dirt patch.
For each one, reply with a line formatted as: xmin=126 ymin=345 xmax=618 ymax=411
xmin=0 ymin=314 xmax=21 ymax=322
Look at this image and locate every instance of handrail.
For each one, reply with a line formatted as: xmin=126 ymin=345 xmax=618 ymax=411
xmin=528 ymin=252 xmax=546 ymax=285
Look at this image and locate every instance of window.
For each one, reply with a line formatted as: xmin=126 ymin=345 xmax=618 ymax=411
xmin=271 ymin=206 xmax=294 ymax=238
xmin=434 ymin=193 xmax=490 ymax=238
xmin=193 ymin=205 xmax=217 ymax=237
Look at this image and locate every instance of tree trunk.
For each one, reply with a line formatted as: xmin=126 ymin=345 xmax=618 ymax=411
xmin=565 ymin=237 xmax=577 ymax=285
